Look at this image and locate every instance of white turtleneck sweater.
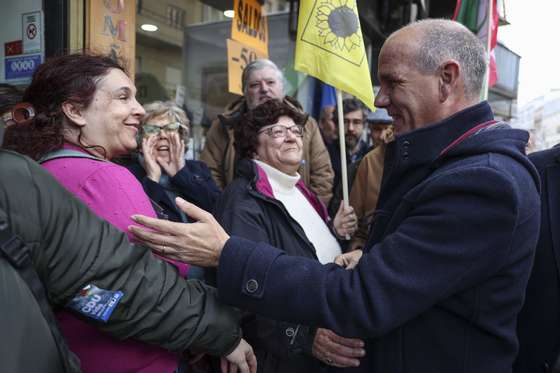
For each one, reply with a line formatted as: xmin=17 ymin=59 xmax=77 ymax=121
xmin=254 ymin=160 xmax=342 ymax=264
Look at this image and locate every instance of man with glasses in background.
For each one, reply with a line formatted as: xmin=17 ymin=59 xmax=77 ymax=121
xmin=327 ymin=98 xmax=371 ymax=217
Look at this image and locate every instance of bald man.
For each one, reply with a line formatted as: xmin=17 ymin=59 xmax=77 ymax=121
xmin=131 ymin=20 xmax=540 ymax=373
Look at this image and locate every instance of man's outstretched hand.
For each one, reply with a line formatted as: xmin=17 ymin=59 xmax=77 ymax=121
xmin=129 ymin=197 xmax=229 ymax=267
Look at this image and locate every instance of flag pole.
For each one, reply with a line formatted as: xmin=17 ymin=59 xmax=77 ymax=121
xmin=336 ymin=88 xmax=351 ymax=240
xmin=481 ymin=0 xmax=494 ymax=100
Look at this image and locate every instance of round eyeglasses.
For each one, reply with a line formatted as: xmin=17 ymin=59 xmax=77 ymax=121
xmin=258 ymin=124 xmax=304 ymax=138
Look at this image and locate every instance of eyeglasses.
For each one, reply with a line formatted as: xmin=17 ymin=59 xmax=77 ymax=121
xmin=258 ymin=124 xmax=304 ymax=138
xmin=343 ymin=118 xmax=364 ymax=126
xmin=142 ymin=122 xmax=184 ymax=136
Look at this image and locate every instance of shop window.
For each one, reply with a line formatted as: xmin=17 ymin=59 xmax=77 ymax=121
xmin=135 ymin=0 xmax=291 ymax=158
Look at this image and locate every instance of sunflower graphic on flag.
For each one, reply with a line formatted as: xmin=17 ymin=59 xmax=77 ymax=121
xmin=295 ymin=0 xmax=374 ymax=109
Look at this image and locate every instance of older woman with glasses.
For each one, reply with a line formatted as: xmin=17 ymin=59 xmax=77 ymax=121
xmin=212 ymin=99 xmax=364 ymax=373
xmin=124 ymin=101 xmax=220 ymax=224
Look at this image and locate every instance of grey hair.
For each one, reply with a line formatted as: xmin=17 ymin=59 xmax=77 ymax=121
xmin=141 ymin=100 xmax=190 ymax=139
xmin=241 ymin=59 xmax=285 ymax=96
xmin=406 ymin=19 xmax=487 ymax=100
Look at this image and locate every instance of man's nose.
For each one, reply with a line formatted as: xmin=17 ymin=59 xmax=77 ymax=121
xmin=374 ymin=88 xmax=389 ymax=108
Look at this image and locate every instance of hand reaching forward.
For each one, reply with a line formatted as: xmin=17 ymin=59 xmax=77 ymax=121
xmin=333 ymin=202 xmax=358 ymax=238
xmin=129 ymin=197 xmax=229 ymax=267
xmin=312 ymin=328 xmax=365 ymax=368
xmin=220 ymin=338 xmax=257 ymax=373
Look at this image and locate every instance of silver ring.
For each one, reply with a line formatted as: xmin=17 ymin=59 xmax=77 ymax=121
xmin=326 ymin=358 xmax=333 ymax=364
xmin=161 ymin=245 xmax=167 ymax=253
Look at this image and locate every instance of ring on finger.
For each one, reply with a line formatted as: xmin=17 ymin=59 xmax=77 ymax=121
xmin=326 ymin=357 xmax=333 ymax=364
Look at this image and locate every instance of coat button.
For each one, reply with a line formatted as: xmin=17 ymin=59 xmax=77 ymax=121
xmin=285 ymin=327 xmax=295 ymax=337
xmin=403 ymin=152 xmax=409 ymax=160
xmin=403 ymin=140 xmax=410 ymax=146
xmin=245 ymin=279 xmax=259 ymax=293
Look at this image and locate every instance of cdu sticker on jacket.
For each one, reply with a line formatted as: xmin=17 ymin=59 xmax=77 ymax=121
xmin=67 ymin=284 xmax=124 ymax=322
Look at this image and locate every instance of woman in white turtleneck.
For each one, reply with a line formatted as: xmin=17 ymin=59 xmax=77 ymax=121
xmin=213 ymin=99 xmax=364 ymax=373
xmin=253 ymin=142 xmax=346 ymax=264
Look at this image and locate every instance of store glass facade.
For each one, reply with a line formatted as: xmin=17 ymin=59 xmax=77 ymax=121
xmin=135 ymin=0 xmax=303 ymax=156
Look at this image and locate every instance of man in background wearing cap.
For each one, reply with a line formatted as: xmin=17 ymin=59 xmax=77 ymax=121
xmin=348 ymin=108 xmax=394 ymax=251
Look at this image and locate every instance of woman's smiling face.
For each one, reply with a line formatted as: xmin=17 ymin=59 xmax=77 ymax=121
xmin=79 ymin=68 xmax=145 ymax=159
xmin=255 ymin=115 xmax=303 ymax=175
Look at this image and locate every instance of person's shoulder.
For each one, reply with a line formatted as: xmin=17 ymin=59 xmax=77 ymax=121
xmin=214 ymin=176 xmax=257 ymax=215
xmin=88 ymin=160 xmax=140 ymax=183
xmin=117 ymin=157 xmax=145 ymax=180
xmin=223 ymin=175 xmax=251 ymax=196
xmin=185 ymin=159 xmax=211 ymax=170
xmin=219 ymin=174 xmax=257 ymax=206
xmin=529 ymin=146 xmax=560 ymax=170
xmin=364 ymin=145 xmax=385 ymax=161
xmin=0 ymin=150 xmax=38 ymax=184
xmin=0 ymin=149 xmax=33 ymax=168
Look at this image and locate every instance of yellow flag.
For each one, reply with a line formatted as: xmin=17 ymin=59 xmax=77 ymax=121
xmin=295 ymin=0 xmax=375 ymax=110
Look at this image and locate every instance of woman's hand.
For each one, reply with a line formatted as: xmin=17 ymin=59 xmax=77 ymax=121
xmin=220 ymin=338 xmax=257 ymax=373
xmin=158 ymin=132 xmax=185 ymax=177
xmin=334 ymin=250 xmax=363 ymax=270
xmin=142 ymin=135 xmax=162 ymax=182
xmin=312 ymin=328 xmax=365 ymax=368
xmin=333 ymin=202 xmax=357 ymax=238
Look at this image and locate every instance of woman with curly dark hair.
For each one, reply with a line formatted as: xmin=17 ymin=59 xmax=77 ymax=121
xmin=212 ymin=99 xmax=364 ymax=373
xmin=2 ymin=53 xmax=190 ymax=373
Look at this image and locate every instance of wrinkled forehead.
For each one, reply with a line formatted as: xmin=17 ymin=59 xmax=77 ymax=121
xmin=248 ymin=67 xmax=281 ymax=83
xmin=378 ymin=38 xmax=420 ymax=78
xmin=260 ymin=115 xmax=296 ymax=130
xmin=146 ymin=113 xmax=175 ymax=126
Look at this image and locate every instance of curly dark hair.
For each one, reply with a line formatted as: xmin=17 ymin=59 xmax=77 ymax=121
xmin=2 ymin=53 xmax=126 ymax=160
xmin=234 ymin=99 xmax=308 ymax=159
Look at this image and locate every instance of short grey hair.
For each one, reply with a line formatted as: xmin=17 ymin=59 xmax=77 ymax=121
xmin=406 ymin=19 xmax=487 ymax=100
xmin=141 ymin=100 xmax=190 ymax=139
xmin=241 ymin=59 xmax=285 ymax=96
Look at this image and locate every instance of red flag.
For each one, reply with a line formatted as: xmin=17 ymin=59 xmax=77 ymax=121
xmin=453 ymin=0 xmax=499 ymax=87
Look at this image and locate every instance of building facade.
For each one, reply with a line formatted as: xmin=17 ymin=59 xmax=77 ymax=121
xmin=0 ymin=0 xmax=516 ymax=156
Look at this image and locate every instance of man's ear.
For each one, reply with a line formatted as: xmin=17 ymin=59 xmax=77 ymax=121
xmin=61 ymin=101 xmax=87 ymax=127
xmin=438 ymin=60 xmax=460 ymax=102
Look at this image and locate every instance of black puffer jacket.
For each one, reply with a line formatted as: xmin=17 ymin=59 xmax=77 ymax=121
xmin=0 ymin=149 xmax=241 ymax=373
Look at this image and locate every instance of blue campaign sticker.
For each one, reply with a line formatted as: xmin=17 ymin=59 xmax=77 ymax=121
xmin=67 ymin=284 xmax=124 ymax=322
